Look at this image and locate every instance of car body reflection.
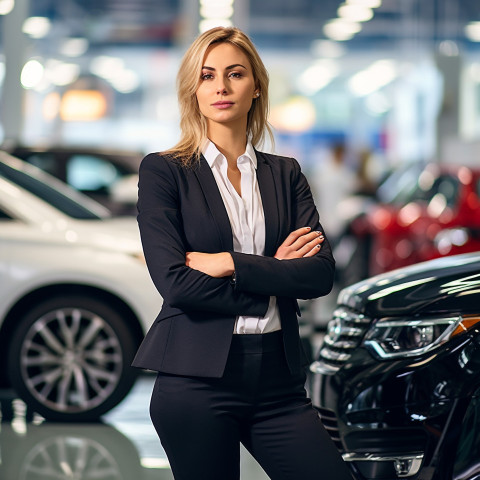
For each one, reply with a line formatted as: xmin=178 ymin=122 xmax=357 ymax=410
xmin=0 ymin=420 xmax=174 ymax=480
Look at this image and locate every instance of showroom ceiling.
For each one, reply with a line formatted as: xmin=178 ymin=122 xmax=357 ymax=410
xmin=27 ymin=0 xmax=480 ymax=52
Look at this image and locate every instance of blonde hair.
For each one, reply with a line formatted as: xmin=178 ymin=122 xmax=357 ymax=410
xmin=166 ymin=27 xmax=273 ymax=166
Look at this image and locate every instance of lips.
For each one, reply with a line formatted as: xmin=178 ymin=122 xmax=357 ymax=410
xmin=212 ymin=101 xmax=234 ymax=109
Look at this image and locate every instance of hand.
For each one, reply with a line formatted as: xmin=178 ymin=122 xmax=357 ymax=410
xmin=274 ymin=227 xmax=324 ymax=260
xmin=185 ymin=252 xmax=235 ymax=278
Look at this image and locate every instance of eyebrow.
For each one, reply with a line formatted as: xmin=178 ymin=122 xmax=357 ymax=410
xmin=201 ymin=64 xmax=247 ymax=71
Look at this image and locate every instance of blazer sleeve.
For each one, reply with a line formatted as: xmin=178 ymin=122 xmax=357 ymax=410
xmin=137 ymin=153 xmax=270 ymax=316
xmin=231 ymin=157 xmax=335 ymax=300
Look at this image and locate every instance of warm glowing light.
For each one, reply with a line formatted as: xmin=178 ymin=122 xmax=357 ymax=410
xmin=427 ymin=193 xmax=447 ymax=218
xmin=22 ymin=16 xmax=51 ymax=38
xmin=398 ymin=202 xmax=421 ymax=226
xmin=270 ymin=96 xmax=316 ymax=133
xmin=60 ymin=90 xmax=108 ymax=121
xmin=0 ymin=0 xmax=14 ymax=15
xmin=371 ymin=208 xmax=392 ymax=230
xmin=458 ymin=166 xmax=473 ymax=185
xmin=42 ymin=92 xmax=61 ymax=121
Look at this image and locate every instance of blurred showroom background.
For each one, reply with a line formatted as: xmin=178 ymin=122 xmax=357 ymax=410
xmin=2 ymin=0 xmax=480 ymax=166
xmin=2 ymin=0 xmax=480 ymax=310
xmin=2 ymin=2 xmax=480 ymax=478
xmin=2 ymin=0 xmax=480 ymax=316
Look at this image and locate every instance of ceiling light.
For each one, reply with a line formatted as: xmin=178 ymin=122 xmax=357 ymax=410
xmin=200 ymin=4 xmax=233 ymax=18
xmin=438 ymin=40 xmax=459 ymax=56
xmin=45 ymin=60 xmax=80 ymax=86
xmin=347 ymin=0 xmax=381 ymax=8
xmin=324 ymin=19 xmax=361 ymax=41
xmin=349 ymin=59 xmax=397 ymax=96
xmin=0 ymin=0 xmax=14 ymax=15
xmin=297 ymin=60 xmax=339 ymax=95
xmin=199 ymin=18 xmax=233 ymax=32
xmin=22 ymin=17 xmax=51 ymax=38
xmin=465 ymin=22 xmax=480 ymax=42
xmin=60 ymin=38 xmax=89 ymax=57
xmin=110 ymin=69 xmax=140 ymax=94
xmin=338 ymin=4 xmax=373 ymax=22
xmin=310 ymin=39 xmax=345 ymax=58
xmin=90 ymin=56 xmax=125 ymax=81
xmin=200 ymin=0 xmax=234 ymax=5
xmin=21 ymin=59 xmax=44 ymax=89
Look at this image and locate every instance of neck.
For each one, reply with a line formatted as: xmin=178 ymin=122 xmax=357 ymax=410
xmin=207 ymin=122 xmax=248 ymax=165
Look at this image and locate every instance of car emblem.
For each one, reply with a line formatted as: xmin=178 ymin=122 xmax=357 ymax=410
xmin=327 ymin=318 xmax=343 ymax=343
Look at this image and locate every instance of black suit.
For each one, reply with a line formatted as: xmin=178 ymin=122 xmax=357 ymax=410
xmin=133 ymin=150 xmax=335 ymax=375
xmin=133 ymin=151 xmax=352 ymax=480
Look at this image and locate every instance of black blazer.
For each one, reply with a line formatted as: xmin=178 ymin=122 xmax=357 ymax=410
xmin=132 ymin=150 xmax=335 ymax=377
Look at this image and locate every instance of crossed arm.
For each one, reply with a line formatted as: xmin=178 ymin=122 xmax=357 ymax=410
xmin=186 ymin=227 xmax=325 ymax=278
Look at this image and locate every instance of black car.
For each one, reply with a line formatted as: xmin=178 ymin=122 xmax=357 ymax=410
xmin=5 ymin=145 xmax=143 ymax=215
xmin=309 ymin=252 xmax=480 ymax=480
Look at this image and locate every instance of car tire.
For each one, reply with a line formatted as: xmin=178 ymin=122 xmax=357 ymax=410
xmin=7 ymin=295 xmax=139 ymax=422
xmin=1 ymin=422 xmax=144 ymax=480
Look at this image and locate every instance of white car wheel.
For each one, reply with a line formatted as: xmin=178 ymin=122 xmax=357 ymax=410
xmin=8 ymin=296 xmax=138 ymax=421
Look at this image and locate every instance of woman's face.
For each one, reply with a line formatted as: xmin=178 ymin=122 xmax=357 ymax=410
xmin=196 ymin=42 xmax=257 ymax=133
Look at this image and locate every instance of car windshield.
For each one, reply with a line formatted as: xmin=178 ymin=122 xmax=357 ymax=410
xmin=0 ymin=159 xmax=111 ymax=220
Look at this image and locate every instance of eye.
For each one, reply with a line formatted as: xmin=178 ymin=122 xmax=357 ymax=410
xmin=201 ymin=73 xmax=213 ymax=80
xmin=229 ymin=72 xmax=242 ymax=79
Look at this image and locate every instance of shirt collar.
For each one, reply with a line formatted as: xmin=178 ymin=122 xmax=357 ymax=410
xmin=202 ymin=139 xmax=257 ymax=169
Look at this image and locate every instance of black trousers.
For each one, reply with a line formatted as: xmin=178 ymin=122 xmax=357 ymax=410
xmin=149 ymin=331 xmax=353 ymax=480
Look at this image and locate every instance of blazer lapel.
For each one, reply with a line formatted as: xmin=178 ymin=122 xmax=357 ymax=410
xmin=256 ymin=151 xmax=280 ymax=257
xmin=193 ymin=156 xmax=234 ymax=251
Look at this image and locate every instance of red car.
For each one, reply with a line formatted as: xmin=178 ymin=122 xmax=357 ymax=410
xmin=350 ymin=163 xmax=480 ymax=277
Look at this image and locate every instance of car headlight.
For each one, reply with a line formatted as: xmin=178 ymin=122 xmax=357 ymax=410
xmin=363 ymin=316 xmax=480 ymax=359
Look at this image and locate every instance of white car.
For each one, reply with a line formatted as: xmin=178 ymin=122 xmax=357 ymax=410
xmin=0 ymin=152 xmax=161 ymax=421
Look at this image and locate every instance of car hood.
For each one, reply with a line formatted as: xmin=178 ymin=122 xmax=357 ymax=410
xmin=339 ymin=252 xmax=480 ymax=317
xmin=2 ymin=216 xmax=143 ymax=255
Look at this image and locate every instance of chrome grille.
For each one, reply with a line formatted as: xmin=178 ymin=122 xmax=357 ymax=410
xmin=311 ymin=306 xmax=371 ymax=375
xmin=316 ymin=406 xmax=344 ymax=452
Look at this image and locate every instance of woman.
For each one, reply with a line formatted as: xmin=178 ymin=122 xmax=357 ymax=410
xmin=133 ymin=26 xmax=352 ymax=480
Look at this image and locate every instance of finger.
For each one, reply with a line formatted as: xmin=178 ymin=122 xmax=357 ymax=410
xmin=302 ymin=244 xmax=322 ymax=257
xmin=291 ymin=231 xmax=323 ymax=250
xmin=297 ymin=234 xmax=324 ymax=256
xmin=282 ymin=227 xmax=312 ymax=246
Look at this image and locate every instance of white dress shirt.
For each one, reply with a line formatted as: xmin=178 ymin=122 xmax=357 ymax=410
xmin=203 ymin=140 xmax=281 ymax=334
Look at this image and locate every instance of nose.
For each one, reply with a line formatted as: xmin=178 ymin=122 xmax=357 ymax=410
xmin=216 ymin=80 xmax=227 ymax=95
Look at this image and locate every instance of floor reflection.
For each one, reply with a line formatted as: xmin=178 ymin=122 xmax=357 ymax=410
xmin=0 ymin=375 xmax=268 ymax=480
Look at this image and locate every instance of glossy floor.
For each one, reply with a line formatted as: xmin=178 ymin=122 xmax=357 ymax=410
xmin=0 ymin=374 xmax=269 ymax=480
